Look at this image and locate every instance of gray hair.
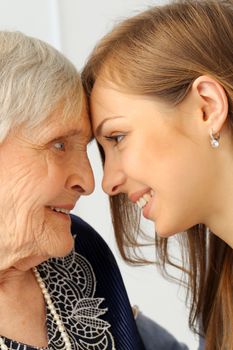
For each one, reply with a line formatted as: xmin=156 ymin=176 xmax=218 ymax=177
xmin=0 ymin=31 xmax=83 ymax=141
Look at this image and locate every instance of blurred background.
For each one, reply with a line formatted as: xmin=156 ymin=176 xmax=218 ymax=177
xmin=0 ymin=1 xmax=199 ymax=348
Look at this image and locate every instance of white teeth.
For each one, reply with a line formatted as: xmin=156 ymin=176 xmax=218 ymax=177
xmin=136 ymin=190 xmax=154 ymax=210
xmin=139 ymin=197 xmax=147 ymax=207
xmin=50 ymin=207 xmax=70 ymax=215
xmin=137 ymin=200 xmax=143 ymax=209
xmin=143 ymin=193 xmax=151 ymax=202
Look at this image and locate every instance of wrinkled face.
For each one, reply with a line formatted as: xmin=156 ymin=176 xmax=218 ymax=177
xmin=91 ymin=80 xmax=216 ymax=237
xmin=0 ymin=102 xmax=94 ymax=269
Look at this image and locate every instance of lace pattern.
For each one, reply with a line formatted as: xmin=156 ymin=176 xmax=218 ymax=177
xmin=3 ymin=249 xmax=115 ymax=350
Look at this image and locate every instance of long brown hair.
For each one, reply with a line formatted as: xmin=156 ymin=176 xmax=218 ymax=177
xmin=82 ymin=1 xmax=233 ymax=349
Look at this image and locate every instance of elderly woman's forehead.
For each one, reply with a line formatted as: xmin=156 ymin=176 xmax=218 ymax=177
xmin=46 ymin=101 xmax=89 ymax=125
xmin=18 ymin=103 xmax=92 ymax=142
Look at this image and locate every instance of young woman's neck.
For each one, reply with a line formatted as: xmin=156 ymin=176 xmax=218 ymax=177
xmin=208 ymin=209 xmax=233 ymax=248
xmin=206 ymin=139 xmax=233 ymax=248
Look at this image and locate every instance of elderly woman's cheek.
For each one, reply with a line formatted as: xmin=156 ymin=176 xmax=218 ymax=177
xmin=0 ymin=167 xmax=45 ymax=266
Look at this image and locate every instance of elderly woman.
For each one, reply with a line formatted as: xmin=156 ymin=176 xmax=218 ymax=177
xmin=0 ymin=31 xmax=148 ymax=350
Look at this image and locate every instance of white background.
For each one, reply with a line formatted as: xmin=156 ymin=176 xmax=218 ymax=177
xmin=0 ymin=1 xmax=199 ymax=348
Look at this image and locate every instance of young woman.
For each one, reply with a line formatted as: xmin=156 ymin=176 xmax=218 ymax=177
xmin=82 ymin=1 xmax=233 ymax=349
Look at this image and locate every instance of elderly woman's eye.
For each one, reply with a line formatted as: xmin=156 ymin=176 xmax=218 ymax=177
xmin=53 ymin=141 xmax=66 ymax=151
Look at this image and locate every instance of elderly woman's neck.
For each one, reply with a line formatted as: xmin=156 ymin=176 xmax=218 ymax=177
xmin=0 ymin=251 xmax=49 ymax=274
xmin=0 ymin=267 xmax=32 ymax=292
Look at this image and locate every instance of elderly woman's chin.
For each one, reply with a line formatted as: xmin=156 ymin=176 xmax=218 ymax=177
xmin=13 ymin=220 xmax=75 ymax=271
xmin=46 ymin=227 xmax=74 ymax=258
xmin=41 ymin=212 xmax=75 ymax=259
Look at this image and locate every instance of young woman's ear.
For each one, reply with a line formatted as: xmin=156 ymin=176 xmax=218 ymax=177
xmin=192 ymin=75 xmax=228 ymax=134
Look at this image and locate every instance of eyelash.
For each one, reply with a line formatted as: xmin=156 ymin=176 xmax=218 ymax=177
xmin=53 ymin=141 xmax=66 ymax=152
xmin=105 ymin=134 xmax=125 ymax=145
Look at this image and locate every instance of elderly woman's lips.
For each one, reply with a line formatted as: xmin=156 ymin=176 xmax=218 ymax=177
xmin=46 ymin=206 xmax=71 ymax=221
xmin=50 ymin=206 xmax=71 ymax=215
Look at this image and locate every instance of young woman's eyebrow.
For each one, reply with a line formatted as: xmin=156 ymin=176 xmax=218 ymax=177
xmin=95 ymin=116 xmax=124 ymax=137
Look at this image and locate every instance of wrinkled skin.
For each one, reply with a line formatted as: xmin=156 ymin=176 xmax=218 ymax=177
xmin=0 ymin=104 xmax=94 ymax=271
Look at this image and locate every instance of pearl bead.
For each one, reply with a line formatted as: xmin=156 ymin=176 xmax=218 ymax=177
xmin=63 ymin=334 xmax=69 ymax=341
xmin=50 ymin=308 xmax=57 ymax=315
xmin=54 ymin=314 xmax=59 ymax=320
xmin=211 ymin=139 xmax=219 ymax=148
xmin=58 ymin=325 xmax=65 ymax=332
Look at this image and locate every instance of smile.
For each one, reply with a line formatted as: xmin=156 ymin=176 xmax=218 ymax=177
xmin=49 ymin=206 xmax=71 ymax=215
xmin=136 ymin=190 xmax=155 ymax=209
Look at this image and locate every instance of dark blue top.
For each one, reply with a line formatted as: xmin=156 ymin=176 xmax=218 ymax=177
xmin=1 ymin=214 xmax=203 ymax=350
xmin=70 ymin=215 xmax=201 ymax=350
xmin=70 ymin=214 xmax=145 ymax=349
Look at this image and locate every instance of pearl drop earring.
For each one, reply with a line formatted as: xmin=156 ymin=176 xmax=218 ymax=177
xmin=210 ymin=129 xmax=220 ymax=148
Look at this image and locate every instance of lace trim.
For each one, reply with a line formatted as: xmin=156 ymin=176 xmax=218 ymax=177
xmin=3 ymin=249 xmax=116 ymax=350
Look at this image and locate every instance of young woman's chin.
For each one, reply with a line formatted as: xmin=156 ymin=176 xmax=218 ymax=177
xmin=153 ymin=217 xmax=193 ymax=238
xmin=154 ymin=218 xmax=186 ymax=238
xmin=155 ymin=225 xmax=179 ymax=238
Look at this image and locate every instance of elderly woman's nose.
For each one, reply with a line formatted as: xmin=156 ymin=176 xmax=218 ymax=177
xmin=67 ymin=159 xmax=95 ymax=195
xmin=102 ymin=161 xmax=125 ymax=196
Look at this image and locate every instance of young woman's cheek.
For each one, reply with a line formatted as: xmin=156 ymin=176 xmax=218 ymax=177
xmin=120 ymin=141 xmax=148 ymax=181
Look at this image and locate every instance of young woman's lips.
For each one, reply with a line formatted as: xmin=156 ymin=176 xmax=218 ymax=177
xmin=129 ymin=189 xmax=155 ymax=220
xmin=129 ymin=188 xmax=152 ymax=203
xmin=142 ymin=195 xmax=155 ymax=219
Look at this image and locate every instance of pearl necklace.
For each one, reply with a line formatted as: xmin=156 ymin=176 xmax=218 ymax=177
xmin=0 ymin=267 xmax=72 ymax=350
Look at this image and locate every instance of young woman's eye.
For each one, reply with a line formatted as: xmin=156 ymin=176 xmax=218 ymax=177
xmin=105 ymin=134 xmax=125 ymax=145
xmin=53 ymin=141 xmax=66 ymax=151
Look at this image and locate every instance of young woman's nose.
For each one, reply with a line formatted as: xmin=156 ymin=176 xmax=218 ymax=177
xmin=102 ymin=161 xmax=126 ymax=196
